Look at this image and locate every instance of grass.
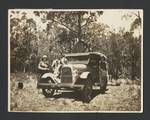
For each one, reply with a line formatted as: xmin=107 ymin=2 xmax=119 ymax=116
xmin=9 ymin=73 xmax=142 ymax=112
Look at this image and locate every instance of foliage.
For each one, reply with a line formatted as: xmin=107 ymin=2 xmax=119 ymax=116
xmin=10 ymin=10 xmax=142 ymax=80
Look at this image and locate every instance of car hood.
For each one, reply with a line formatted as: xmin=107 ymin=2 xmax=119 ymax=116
xmin=69 ymin=64 xmax=87 ymax=71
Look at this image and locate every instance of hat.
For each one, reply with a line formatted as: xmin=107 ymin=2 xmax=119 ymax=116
xmin=42 ymin=55 xmax=48 ymax=58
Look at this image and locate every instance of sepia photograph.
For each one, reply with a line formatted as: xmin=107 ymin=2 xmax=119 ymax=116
xmin=8 ymin=9 xmax=143 ymax=112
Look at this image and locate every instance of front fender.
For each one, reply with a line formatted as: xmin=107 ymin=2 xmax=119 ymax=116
xmin=80 ymin=72 xmax=90 ymax=79
xmin=41 ymin=73 xmax=55 ymax=79
xmin=41 ymin=73 xmax=60 ymax=83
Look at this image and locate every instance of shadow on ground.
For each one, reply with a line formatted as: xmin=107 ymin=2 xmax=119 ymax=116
xmin=50 ymin=89 xmax=108 ymax=102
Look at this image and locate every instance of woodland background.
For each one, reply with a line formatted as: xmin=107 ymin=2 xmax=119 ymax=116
xmin=10 ymin=10 xmax=142 ymax=80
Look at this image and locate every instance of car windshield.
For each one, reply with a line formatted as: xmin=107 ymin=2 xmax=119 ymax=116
xmin=66 ymin=55 xmax=89 ymax=64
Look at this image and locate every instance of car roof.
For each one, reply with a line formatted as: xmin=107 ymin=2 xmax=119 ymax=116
xmin=65 ymin=52 xmax=107 ymax=59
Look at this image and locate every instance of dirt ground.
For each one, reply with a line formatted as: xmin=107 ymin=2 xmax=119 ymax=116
xmin=9 ymin=73 xmax=141 ymax=112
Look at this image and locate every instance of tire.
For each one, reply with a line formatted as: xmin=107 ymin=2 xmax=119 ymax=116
xmin=82 ymin=75 xmax=93 ymax=103
xmin=42 ymin=89 xmax=55 ymax=98
xmin=100 ymin=76 xmax=107 ymax=93
xmin=42 ymin=77 xmax=55 ymax=98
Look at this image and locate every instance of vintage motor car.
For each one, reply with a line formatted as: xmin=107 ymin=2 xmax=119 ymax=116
xmin=37 ymin=52 xmax=108 ymax=102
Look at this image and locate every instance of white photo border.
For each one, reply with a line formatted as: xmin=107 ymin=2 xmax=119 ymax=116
xmin=8 ymin=9 xmax=143 ymax=113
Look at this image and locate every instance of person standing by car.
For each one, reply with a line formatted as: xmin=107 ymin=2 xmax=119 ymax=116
xmin=54 ymin=56 xmax=68 ymax=78
xmin=99 ymin=56 xmax=108 ymax=92
xmin=51 ymin=59 xmax=60 ymax=73
xmin=38 ymin=55 xmax=50 ymax=77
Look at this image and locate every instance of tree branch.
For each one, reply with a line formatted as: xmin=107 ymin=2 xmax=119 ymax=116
xmin=52 ymin=18 xmax=78 ymax=35
xmin=81 ymin=15 xmax=92 ymax=28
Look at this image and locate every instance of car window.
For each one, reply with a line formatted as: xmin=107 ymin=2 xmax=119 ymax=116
xmin=66 ymin=56 xmax=89 ymax=64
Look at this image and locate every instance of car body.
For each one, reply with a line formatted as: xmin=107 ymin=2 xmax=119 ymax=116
xmin=37 ymin=52 xmax=108 ymax=102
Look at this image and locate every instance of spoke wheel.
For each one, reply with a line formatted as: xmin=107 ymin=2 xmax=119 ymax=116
xmin=42 ymin=89 xmax=55 ymax=98
xmin=82 ymin=75 xmax=92 ymax=103
xmin=42 ymin=77 xmax=55 ymax=97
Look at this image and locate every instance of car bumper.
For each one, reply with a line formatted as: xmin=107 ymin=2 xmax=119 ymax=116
xmin=37 ymin=82 xmax=84 ymax=90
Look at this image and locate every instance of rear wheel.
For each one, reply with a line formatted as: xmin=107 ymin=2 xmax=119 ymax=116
xmin=82 ymin=75 xmax=93 ymax=103
xmin=100 ymin=76 xmax=107 ymax=93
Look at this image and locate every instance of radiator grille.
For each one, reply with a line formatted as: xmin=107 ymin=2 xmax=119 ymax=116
xmin=61 ymin=67 xmax=72 ymax=83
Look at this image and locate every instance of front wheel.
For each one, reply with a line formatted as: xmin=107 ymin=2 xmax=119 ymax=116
xmin=42 ymin=89 xmax=55 ymax=98
xmin=41 ymin=77 xmax=55 ymax=97
xmin=82 ymin=75 xmax=93 ymax=103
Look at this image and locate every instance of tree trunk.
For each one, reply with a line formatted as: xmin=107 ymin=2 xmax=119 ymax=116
xmin=77 ymin=13 xmax=82 ymax=42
